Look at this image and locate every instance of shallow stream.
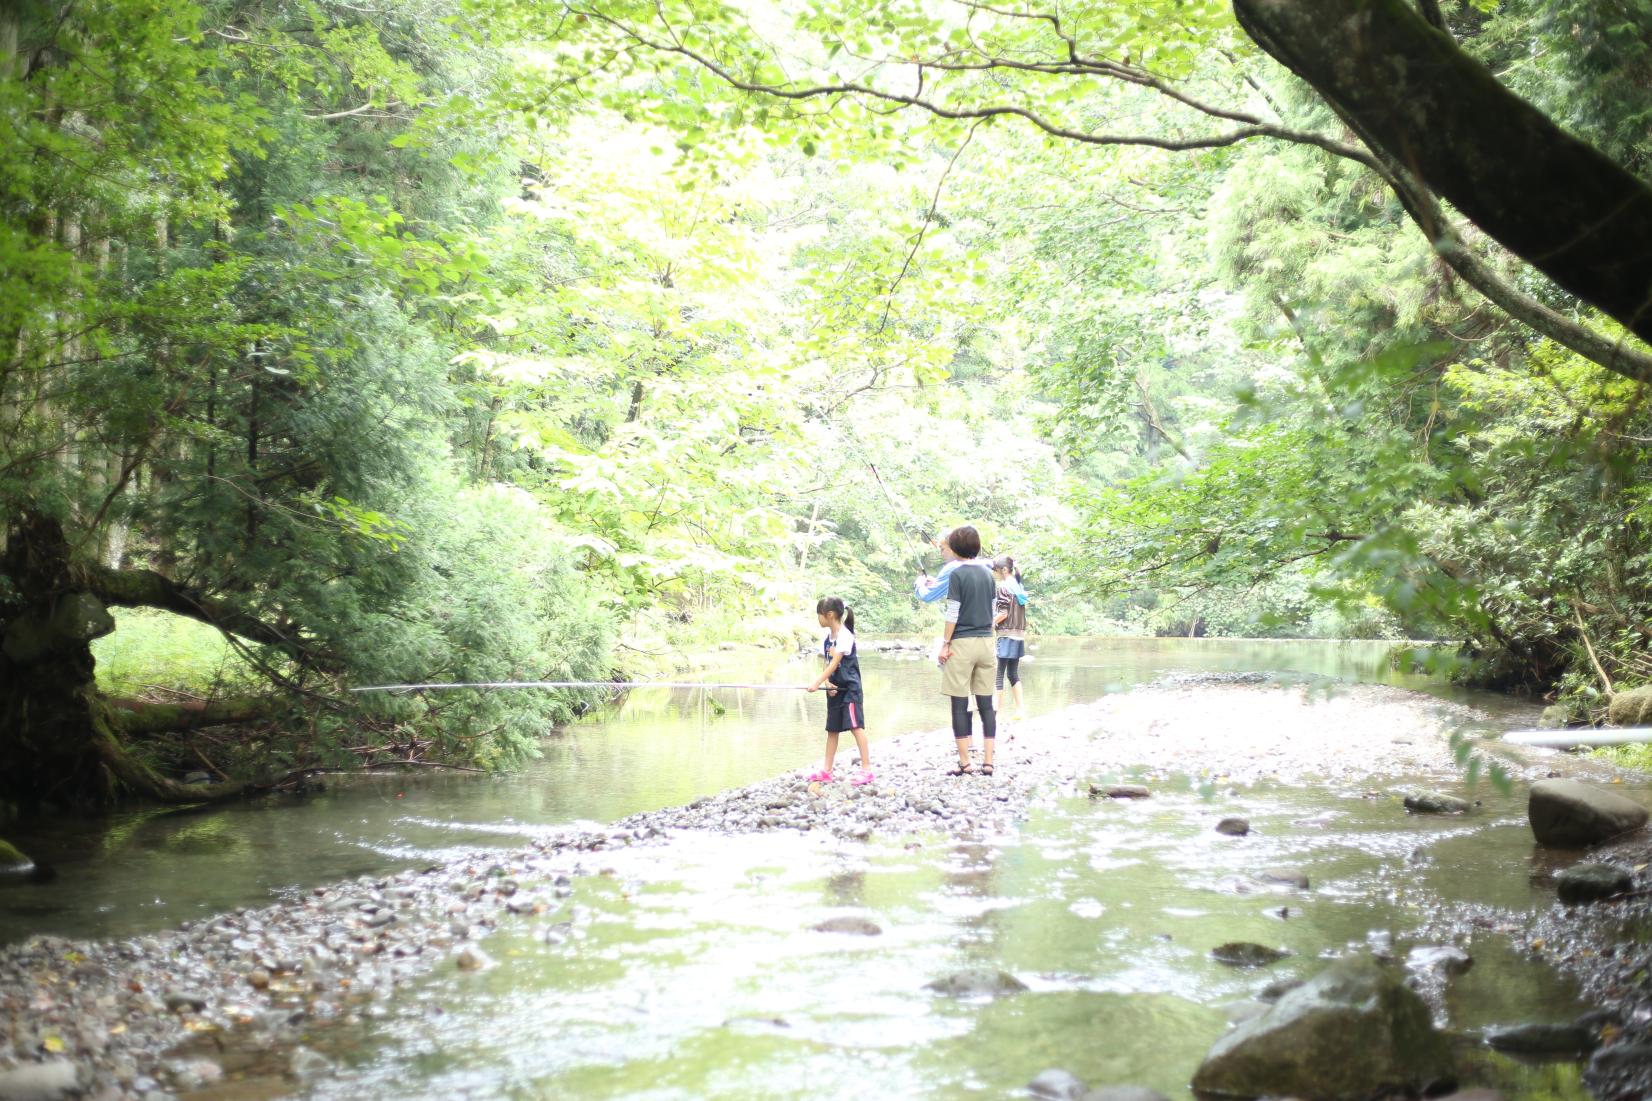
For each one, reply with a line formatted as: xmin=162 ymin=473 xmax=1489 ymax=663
xmin=0 ymin=638 xmax=1613 ymax=1099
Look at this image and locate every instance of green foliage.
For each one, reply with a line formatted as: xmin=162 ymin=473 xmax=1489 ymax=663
xmin=91 ymin=610 xmax=254 ymax=698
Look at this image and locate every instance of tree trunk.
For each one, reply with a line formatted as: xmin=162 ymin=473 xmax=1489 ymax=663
xmin=1232 ymin=0 xmax=1652 ymax=346
xmin=0 ymin=512 xmax=289 ymax=808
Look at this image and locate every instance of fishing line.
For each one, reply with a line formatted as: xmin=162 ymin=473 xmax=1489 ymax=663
xmin=350 ymin=681 xmax=825 ymax=693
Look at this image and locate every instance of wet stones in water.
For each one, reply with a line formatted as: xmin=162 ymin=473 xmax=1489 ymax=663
xmin=1484 ymin=1021 xmax=1597 ymax=1056
xmin=453 ymin=944 xmax=494 ymax=971
xmin=1028 ymin=1069 xmax=1088 ymax=1099
xmin=1587 ymin=1042 xmax=1652 ymax=1096
xmin=1212 ymin=942 xmax=1289 ymax=968
xmin=289 ymin=1046 xmax=334 ymax=1085
xmin=1528 ymin=779 xmax=1650 ymax=847
xmin=924 ymin=968 xmax=1028 ymax=997
xmin=1090 ymin=783 xmax=1150 ymax=799
xmin=1026 ymin=1070 xmax=1168 ymax=1101
xmin=1556 ymin=862 xmax=1633 ymax=903
xmin=810 ymin=916 xmax=882 ymax=936
xmin=1406 ymin=944 xmax=1473 ymax=978
xmin=1192 ymin=956 xmax=1453 ymax=1101
xmin=1403 ymin=791 xmax=1473 ymax=815
xmin=1215 ymin=817 xmax=1250 ymax=836
xmin=0 ymin=1060 xmax=79 ymax=1100
xmin=1258 ymin=867 xmax=1311 ymax=890
xmin=1258 ymin=976 xmax=1304 ymax=1002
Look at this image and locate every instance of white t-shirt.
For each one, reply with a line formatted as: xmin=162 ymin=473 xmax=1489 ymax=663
xmin=824 ymin=627 xmax=857 ymax=661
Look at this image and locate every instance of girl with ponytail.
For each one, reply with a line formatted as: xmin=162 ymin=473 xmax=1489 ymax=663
xmin=806 ymin=597 xmax=873 ymax=785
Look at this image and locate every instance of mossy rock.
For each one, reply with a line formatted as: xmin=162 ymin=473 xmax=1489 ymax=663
xmin=1192 ymin=956 xmax=1452 ymax=1100
xmin=1608 ymin=685 xmax=1652 ymax=727
xmin=0 ymin=838 xmax=35 ymax=882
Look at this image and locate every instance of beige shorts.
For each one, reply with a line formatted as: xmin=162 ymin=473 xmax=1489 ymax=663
xmin=941 ymin=635 xmax=997 ymax=697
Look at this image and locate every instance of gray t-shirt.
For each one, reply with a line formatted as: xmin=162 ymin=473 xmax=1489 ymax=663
xmin=944 ymin=561 xmax=996 ymax=639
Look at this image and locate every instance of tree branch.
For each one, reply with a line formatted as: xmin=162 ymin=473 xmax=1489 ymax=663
xmin=80 ymin=562 xmax=305 ymax=656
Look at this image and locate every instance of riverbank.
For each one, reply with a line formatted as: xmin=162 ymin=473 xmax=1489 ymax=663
xmin=0 ymin=675 xmax=1641 ymax=1100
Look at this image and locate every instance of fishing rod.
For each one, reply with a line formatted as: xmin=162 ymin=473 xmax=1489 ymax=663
xmin=350 ymin=680 xmax=829 ymax=694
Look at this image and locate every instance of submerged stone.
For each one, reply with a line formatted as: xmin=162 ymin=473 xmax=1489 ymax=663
xmin=810 ymin=916 xmax=882 ymax=936
xmin=1485 ymin=1021 xmax=1596 ymax=1055
xmin=1216 ymin=817 xmax=1251 ymax=836
xmin=1257 ymin=977 xmax=1305 ymax=1002
xmin=1191 ymin=956 xmax=1452 ymax=1100
xmin=1091 ymin=783 xmax=1150 ymax=799
xmin=924 ymin=968 xmax=1028 ymax=997
xmin=1027 ymin=1068 xmax=1088 ymax=1099
xmin=1258 ymin=867 xmax=1311 ymax=890
xmin=1404 ymin=791 xmax=1472 ymax=814
xmin=1211 ymin=942 xmax=1289 ymax=968
xmin=1528 ymin=779 xmax=1649 ymax=847
xmin=1406 ymin=944 xmax=1473 ymax=978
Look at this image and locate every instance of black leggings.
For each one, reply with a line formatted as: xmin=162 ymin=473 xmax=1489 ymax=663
xmin=996 ymin=657 xmax=1021 ymax=690
xmin=950 ymin=695 xmax=996 ymax=741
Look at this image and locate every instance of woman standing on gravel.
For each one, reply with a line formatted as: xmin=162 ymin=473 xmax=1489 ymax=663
xmin=915 ymin=525 xmax=998 ymax=775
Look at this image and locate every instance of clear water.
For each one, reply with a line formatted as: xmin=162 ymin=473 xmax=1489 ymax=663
xmin=3 ymin=637 xmax=1601 ymax=1100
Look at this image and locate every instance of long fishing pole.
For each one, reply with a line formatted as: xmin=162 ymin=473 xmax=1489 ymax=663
xmin=350 ymin=680 xmax=829 ymax=694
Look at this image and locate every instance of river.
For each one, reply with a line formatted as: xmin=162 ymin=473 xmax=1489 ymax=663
xmin=0 ymin=637 xmax=1604 ymax=1100
xmin=0 ymin=637 xmax=1496 ymax=947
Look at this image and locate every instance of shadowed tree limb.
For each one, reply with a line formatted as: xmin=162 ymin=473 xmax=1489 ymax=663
xmin=1232 ymin=0 xmax=1652 ymax=349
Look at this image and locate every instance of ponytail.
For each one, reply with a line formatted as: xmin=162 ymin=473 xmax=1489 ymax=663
xmin=992 ymin=554 xmax=1023 ymax=584
xmin=816 ymin=596 xmax=855 ymax=633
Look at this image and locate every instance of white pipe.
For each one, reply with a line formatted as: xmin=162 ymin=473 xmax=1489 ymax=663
xmin=1503 ymin=728 xmax=1652 ymax=748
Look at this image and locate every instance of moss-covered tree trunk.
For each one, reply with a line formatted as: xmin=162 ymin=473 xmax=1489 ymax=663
xmin=0 ymin=511 xmax=115 ymax=807
xmin=1 ymin=512 xmax=280 ymax=808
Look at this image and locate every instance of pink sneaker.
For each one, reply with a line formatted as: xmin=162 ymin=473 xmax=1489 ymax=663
xmin=808 ymin=769 xmax=834 ymax=783
xmin=850 ymin=770 xmax=875 ymax=787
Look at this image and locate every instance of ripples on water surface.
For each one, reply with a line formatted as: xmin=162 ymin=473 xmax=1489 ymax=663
xmin=303 ymin=778 xmax=1588 ymax=1100
xmin=0 ymin=637 xmax=1598 ymax=1100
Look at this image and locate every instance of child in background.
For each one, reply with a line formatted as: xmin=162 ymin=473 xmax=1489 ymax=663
xmin=806 ymin=597 xmax=874 ymax=785
xmin=993 ymin=554 xmax=1029 ymax=722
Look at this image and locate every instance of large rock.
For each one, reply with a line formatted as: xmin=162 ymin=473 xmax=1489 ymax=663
xmin=1191 ymin=956 xmax=1452 ymax=1100
xmin=1607 ymin=685 xmax=1652 ymax=727
xmin=1528 ymin=780 xmax=1649 ymax=847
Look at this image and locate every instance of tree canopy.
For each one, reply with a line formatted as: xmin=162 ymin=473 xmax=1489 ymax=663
xmin=5 ymin=0 xmax=1652 ymax=806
